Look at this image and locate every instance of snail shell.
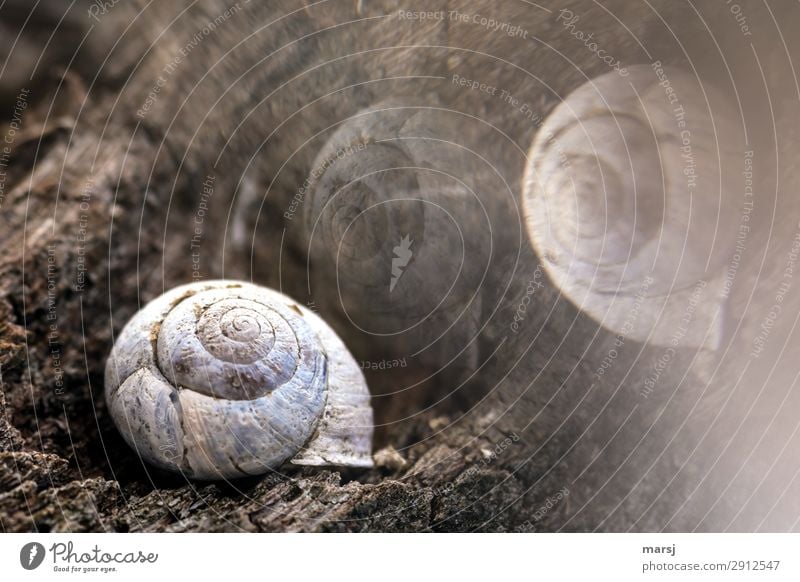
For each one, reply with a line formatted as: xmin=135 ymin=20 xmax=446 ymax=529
xmin=302 ymin=99 xmax=496 ymax=371
xmin=523 ymin=65 xmax=743 ymax=348
xmin=105 ymin=280 xmax=373 ymax=479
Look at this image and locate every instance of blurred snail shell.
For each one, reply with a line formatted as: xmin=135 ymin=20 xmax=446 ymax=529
xmin=302 ymin=99 xmax=498 ymax=371
xmin=523 ymin=65 xmax=744 ymax=348
xmin=105 ymin=280 xmax=373 ymax=480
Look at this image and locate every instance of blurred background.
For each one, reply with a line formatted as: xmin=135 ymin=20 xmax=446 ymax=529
xmin=1 ymin=0 xmax=799 ymax=532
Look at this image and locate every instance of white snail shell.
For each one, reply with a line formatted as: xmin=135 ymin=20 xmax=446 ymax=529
xmin=303 ymin=99 xmax=492 ymax=369
xmin=524 ymin=65 xmax=743 ymax=348
xmin=105 ymin=280 xmax=373 ymax=479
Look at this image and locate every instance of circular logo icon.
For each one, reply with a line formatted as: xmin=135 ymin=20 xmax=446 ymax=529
xmin=20 ymin=542 xmax=46 ymax=570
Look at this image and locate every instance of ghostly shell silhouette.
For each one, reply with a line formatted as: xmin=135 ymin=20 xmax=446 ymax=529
xmin=302 ymin=99 xmax=495 ymax=371
xmin=105 ymin=280 xmax=373 ymax=479
xmin=523 ymin=65 xmax=744 ymax=348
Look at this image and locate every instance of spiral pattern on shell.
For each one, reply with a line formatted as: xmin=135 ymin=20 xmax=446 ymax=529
xmin=105 ymin=280 xmax=373 ymax=480
xmin=523 ymin=65 xmax=744 ymax=348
